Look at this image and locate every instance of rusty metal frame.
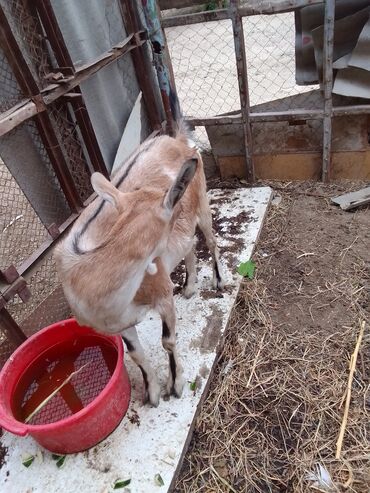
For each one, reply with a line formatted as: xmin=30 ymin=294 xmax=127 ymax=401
xmin=141 ymin=0 xmax=179 ymax=135
xmin=163 ymin=0 xmax=370 ymax=184
xmin=0 ymin=0 xmax=167 ymax=346
xmin=0 ymin=5 xmax=83 ymax=213
xmin=229 ymin=0 xmax=254 ymax=183
xmin=119 ymin=0 xmax=164 ymax=131
xmin=322 ymin=0 xmax=335 ymax=182
xmin=0 ymin=32 xmax=147 ymax=136
xmin=161 ymin=0 xmax=325 ymax=28
xmin=36 ymin=0 xmax=109 ymax=178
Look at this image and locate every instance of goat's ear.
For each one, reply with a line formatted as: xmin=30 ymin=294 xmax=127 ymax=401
xmin=163 ymin=158 xmax=197 ymax=212
xmin=91 ymin=172 xmax=121 ymax=210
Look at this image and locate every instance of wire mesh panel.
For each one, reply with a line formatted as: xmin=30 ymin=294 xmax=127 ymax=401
xmin=0 ymin=159 xmax=49 ymax=272
xmin=166 ymin=20 xmax=240 ymax=149
xmin=1 ymin=0 xmax=51 ymax=88
xmin=0 ymin=47 xmax=23 ymax=113
xmin=49 ymin=103 xmax=93 ymax=203
xmin=243 ymin=13 xmax=321 ymax=112
xmin=7 ymin=256 xmax=61 ymax=328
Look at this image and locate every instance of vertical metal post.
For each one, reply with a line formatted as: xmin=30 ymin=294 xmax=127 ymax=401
xmin=322 ymin=0 xmax=335 ymax=182
xmin=229 ymin=0 xmax=254 ymax=183
xmin=120 ymin=0 xmax=164 ymax=131
xmin=141 ymin=0 xmax=178 ymax=135
xmin=35 ymin=0 xmax=108 ymax=178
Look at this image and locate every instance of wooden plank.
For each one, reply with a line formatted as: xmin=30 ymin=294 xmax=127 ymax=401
xmin=331 ymin=187 xmax=370 ymax=210
xmin=218 ymin=151 xmax=370 ymax=181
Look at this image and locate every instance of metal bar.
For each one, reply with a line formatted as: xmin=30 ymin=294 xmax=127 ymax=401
xmin=141 ymin=0 xmax=179 ymax=134
xmin=230 ymin=0 xmax=254 ymax=182
xmin=0 ymin=308 xmax=27 ymax=346
xmin=238 ymin=0 xmax=324 ymax=16
xmin=0 ymin=4 xmax=82 ymax=211
xmin=187 ymin=104 xmax=370 ymax=127
xmin=161 ymin=0 xmax=324 ymax=28
xmin=36 ymin=0 xmax=108 ymax=177
xmin=333 ymin=105 xmax=370 ymax=117
xmin=119 ymin=0 xmax=163 ymax=131
xmin=35 ymin=0 xmax=73 ymax=68
xmin=322 ymin=0 xmax=335 ymax=182
xmin=162 ymin=9 xmax=230 ymax=28
xmin=0 ymin=32 xmax=147 ymax=136
xmin=0 ymin=7 xmax=43 ymax=99
xmin=159 ymin=0 xmax=206 ymax=9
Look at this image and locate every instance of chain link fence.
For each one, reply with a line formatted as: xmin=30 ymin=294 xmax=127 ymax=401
xmin=165 ymin=9 xmax=322 ymax=150
xmin=0 ymin=0 xmax=163 ymax=367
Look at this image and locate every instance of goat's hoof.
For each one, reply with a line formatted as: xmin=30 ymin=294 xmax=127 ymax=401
xmin=172 ymin=376 xmax=185 ymax=398
xmin=212 ymin=276 xmax=225 ymax=291
xmin=183 ymin=285 xmax=196 ymax=299
xmin=143 ymin=381 xmax=161 ymax=407
xmin=144 ymin=393 xmax=160 ymax=408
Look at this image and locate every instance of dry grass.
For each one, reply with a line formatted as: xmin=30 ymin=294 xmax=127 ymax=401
xmin=176 ymin=182 xmax=370 ymax=493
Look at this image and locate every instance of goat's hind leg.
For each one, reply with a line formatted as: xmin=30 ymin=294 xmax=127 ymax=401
xmin=121 ymin=326 xmax=160 ymax=407
xmin=157 ymin=297 xmax=185 ymax=399
xmin=198 ymin=198 xmax=225 ymax=291
xmin=183 ymin=244 xmax=197 ymax=298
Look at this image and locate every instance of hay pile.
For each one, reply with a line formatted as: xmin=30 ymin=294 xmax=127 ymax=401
xmin=176 ymin=182 xmax=370 ymax=492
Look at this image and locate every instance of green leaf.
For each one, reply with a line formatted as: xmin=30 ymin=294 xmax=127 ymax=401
xmin=22 ymin=455 xmax=35 ymax=468
xmin=237 ymin=260 xmax=255 ymax=279
xmin=154 ymin=473 xmax=164 ymax=486
xmin=189 ymin=381 xmax=196 ymax=391
xmin=52 ymin=455 xmax=66 ymax=468
xmin=113 ymin=478 xmax=131 ymax=489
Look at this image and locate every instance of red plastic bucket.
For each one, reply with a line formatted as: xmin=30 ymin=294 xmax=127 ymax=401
xmin=0 ymin=319 xmax=130 ymax=454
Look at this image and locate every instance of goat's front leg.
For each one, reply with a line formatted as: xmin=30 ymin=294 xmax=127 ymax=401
xmin=121 ymin=326 xmax=161 ymax=407
xmin=157 ymin=297 xmax=185 ymax=399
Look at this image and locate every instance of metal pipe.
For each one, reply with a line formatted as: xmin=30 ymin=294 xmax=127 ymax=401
xmin=36 ymin=0 xmax=109 ymax=177
xmin=120 ymin=0 xmax=164 ymax=131
xmin=141 ymin=0 xmax=177 ymax=134
xmin=322 ymin=0 xmax=335 ymax=182
xmin=230 ymin=0 xmax=254 ymax=182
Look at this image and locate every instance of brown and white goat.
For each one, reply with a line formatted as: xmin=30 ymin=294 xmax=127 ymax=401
xmin=55 ymin=125 xmax=225 ymax=406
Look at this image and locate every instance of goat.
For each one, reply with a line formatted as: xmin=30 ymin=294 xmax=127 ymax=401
xmin=55 ymin=121 xmax=225 ymax=407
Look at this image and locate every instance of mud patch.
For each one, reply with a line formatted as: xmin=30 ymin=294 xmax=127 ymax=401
xmin=190 ymin=305 xmax=224 ymax=353
xmin=0 ymin=440 xmax=7 ymax=470
xmin=127 ymin=409 xmax=141 ymax=427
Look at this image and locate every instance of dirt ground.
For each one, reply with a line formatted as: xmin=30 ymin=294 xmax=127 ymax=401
xmin=175 ymin=180 xmax=370 ymax=493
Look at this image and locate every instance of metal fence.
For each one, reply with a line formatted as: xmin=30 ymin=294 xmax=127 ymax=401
xmin=0 ymin=0 xmax=166 ymax=366
xmin=163 ymin=0 xmax=370 ymax=182
xmin=1 ymin=0 xmax=370 ymax=366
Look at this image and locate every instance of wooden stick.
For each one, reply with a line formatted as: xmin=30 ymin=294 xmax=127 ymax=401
xmin=25 ymin=363 xmax=89 ymax=424
xmin=335 ymin=321 xmax=365 ymax=459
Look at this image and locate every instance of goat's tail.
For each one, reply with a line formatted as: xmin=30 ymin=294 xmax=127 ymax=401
xmin=169 ymin=87 xmax=192 ymax=145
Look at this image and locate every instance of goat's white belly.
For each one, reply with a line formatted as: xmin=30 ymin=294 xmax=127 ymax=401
xmin=162 ymin=235 xmax=194 ymax=273
xmin=65 ymin=288 xmax=149 ymax=335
